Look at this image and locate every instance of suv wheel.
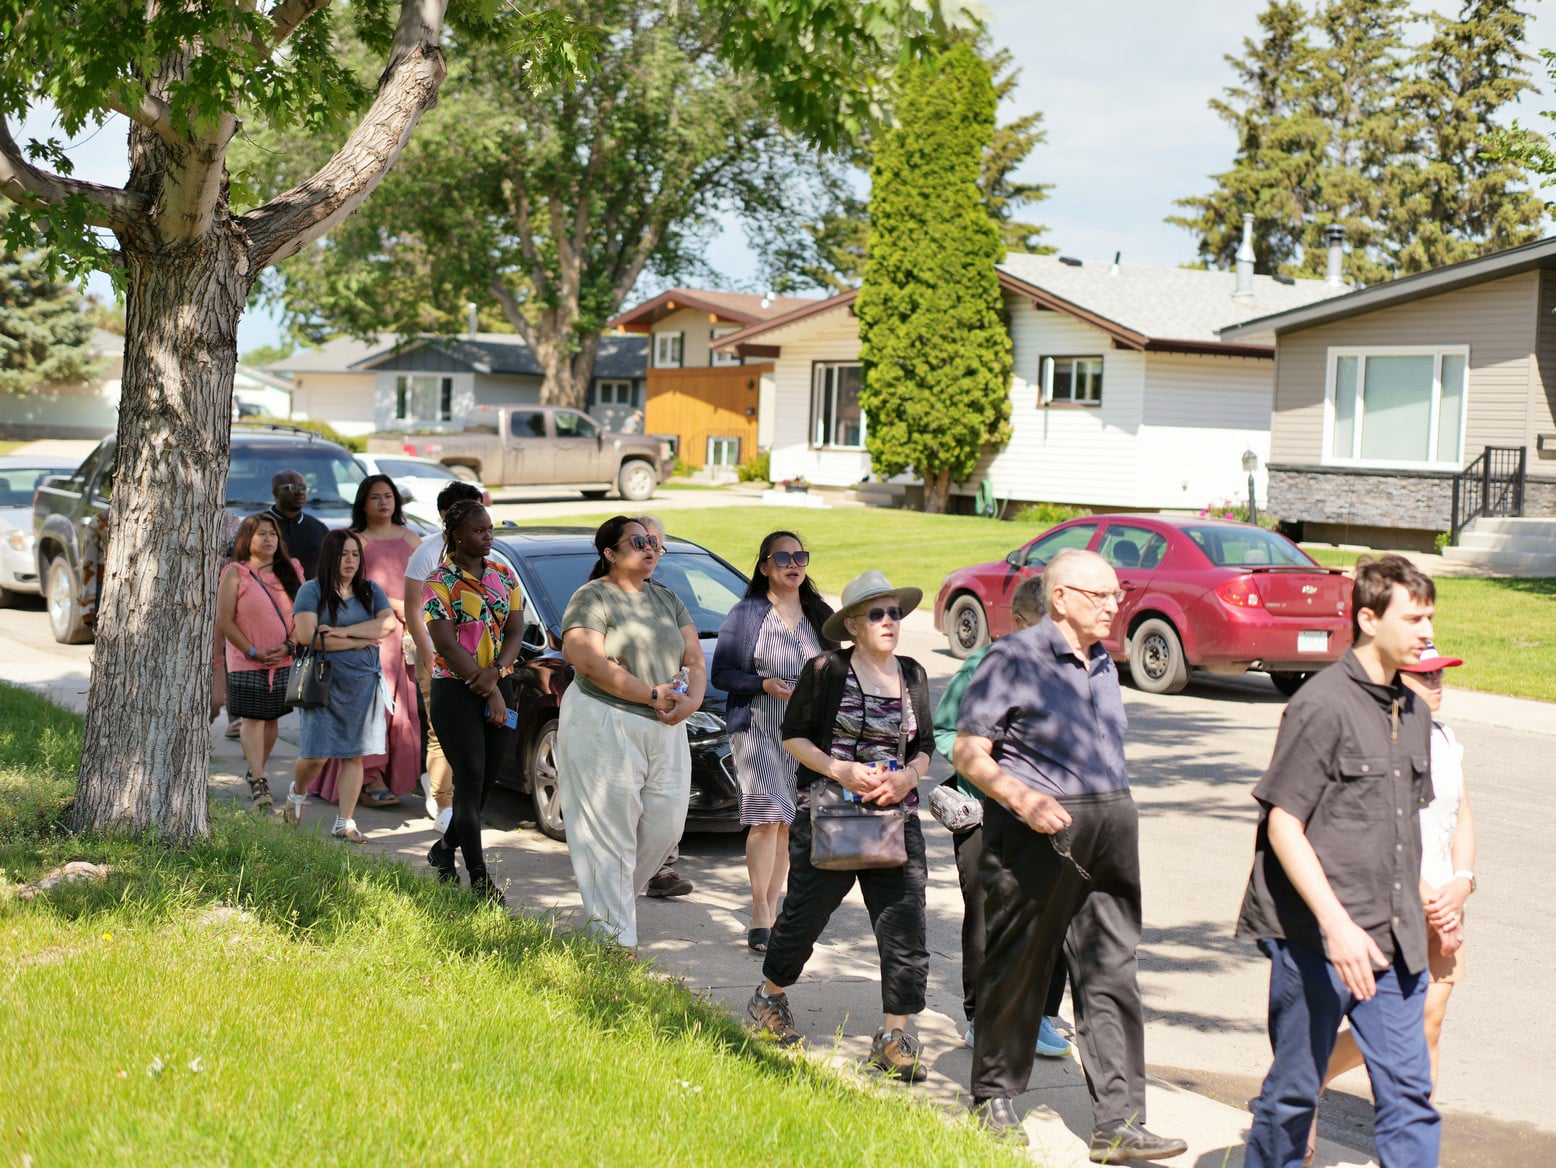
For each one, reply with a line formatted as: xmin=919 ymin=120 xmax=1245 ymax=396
xmin=617 ymin=460 xmax=657 ymax=502
xmin=46 ymin=556 xmax=92 ymax=644
xmin=528 ymin=718 xmax=564 ymax=841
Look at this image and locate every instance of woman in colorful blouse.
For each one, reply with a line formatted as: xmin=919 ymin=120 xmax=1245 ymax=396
xmin=422 ymin=499 xmax=524 ymax=902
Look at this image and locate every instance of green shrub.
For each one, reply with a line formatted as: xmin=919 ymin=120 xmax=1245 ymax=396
xmin=1433 ymin=531 xmax=1451 ymax=553
xmin=247 ymin=415 xmax=366 ymax=453
xmin=737 ymin=451 xmax=771 ymax=483
xmin=1012 ymin=501 xmax=1089 ymax=527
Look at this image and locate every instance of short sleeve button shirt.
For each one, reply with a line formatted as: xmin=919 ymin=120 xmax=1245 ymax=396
xmin=955 ymin=617 xmax=1130 ymax=797
xmin=421 ymin=559 xmax=520 ymax=680
xmin=1236 ymin=651 xmax=1435 ymax=973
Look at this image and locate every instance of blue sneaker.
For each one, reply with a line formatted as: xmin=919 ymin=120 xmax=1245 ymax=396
xmin=1036 ymin=1016 xmax=1072 ymax=1058
xmin=964 ymin=1021 xmax=976 ymax=1048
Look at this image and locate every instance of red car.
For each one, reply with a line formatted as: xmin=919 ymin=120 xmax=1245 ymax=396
xmin=932 ymin=514 xmax=1353 ymax=695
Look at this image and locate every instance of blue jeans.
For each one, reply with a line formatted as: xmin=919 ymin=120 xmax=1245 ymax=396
xmin=1245 ymin=938 xmax=1439 ymax=1168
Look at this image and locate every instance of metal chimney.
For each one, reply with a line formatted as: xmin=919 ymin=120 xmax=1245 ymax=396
xmin=1325 ymin=225 xmax=1347 ymax=288
xmin=1110 ymin=250 xmax=1121 ymax=277
xmin=1234 ymin=213 xmax=1255 ymax=303
xmin=466 ymin=302 xmax=478 ymax=337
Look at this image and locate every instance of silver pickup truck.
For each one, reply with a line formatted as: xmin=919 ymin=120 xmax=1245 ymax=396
xmin=369 ymin=404 xmax=674 ymax=502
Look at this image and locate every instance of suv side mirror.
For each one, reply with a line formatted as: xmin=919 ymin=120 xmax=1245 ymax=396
xmin=520 ymin=620 xmax=546 ymax=655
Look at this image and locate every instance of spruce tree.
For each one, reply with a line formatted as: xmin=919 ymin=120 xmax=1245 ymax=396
xmin=0 ymin=233 xmax=97 ymax=396
xmin=1391 ymin=0 xmax=1545 ymax=272
xmin=856 ymin=42 xmax=1012 ymax=514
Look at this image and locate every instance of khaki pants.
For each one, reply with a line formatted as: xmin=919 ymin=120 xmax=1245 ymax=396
xmin=416 ymin=659 xmax=453 ymax=808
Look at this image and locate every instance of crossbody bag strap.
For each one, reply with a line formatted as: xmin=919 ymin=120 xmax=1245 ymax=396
xmin=895 ymin=659 xmax=914 ymax=766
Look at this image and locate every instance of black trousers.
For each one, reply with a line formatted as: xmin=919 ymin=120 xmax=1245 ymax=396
xmin=763 ymin=814 xmax=930 ymax=1016
xmin=953 ymin=821 xmax=1066 ymax=1022
xmin=971 ymin=791 xmax=1146 ymax=1128
xmin=429 ymin=677 xmax=513 ymax=881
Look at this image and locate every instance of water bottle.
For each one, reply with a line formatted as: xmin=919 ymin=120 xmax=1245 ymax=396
xmin=671 ymin=666 xmax=690 ymax=695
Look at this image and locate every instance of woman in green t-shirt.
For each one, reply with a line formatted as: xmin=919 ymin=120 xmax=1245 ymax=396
xmin=557 ymin=516 xmax=706 ymax=949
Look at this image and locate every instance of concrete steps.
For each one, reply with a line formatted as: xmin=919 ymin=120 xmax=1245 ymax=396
xmin=1443 ymin=517 xmax=1556 ymax=574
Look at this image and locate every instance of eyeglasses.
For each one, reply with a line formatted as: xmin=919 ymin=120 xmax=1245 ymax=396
xmin=618 ymin=534 xmax=662 ymax=552
xmin=767 ymin=550 xmax=810 ymax=569
xmin=1049 ymin=826 xmax=1091 ymax=882
xmin=862 ymin=605 xmax=905 ymax=623
xmin=1062 ymin=585 xmax=1125 ymax=606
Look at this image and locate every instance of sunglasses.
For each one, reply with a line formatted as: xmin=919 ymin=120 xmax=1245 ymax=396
xmin=1050 ymin=826 xmax=1091 ymax=882
xmin=619 ymin=534 xmax=662 ymax=552
xmin=767 ymin=550 xmax=810 ymax=569
xmin=860 ymin=605 xmax=905 ymax=623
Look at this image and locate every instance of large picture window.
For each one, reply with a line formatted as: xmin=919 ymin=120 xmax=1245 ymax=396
xmin=1325 ymin=347 xmax=1468 ymax=468
xmin=1041 ymin=356 xmax=1103 ymax=405
xmin=395 ymin=375 xmax=453 ymax=423
xmin=811 ymin=363 xmax=865 ymax=448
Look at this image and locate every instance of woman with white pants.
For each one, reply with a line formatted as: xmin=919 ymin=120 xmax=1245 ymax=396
xmin=557 ymin=515 xmax=705 ymax=949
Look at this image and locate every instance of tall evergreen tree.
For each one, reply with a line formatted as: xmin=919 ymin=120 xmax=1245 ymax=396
xmin=0 ymin=232 xmax=97 ymax=396
xmin=856 ymin=42 xmax=1011 ymax=514
xmin=1391 ymin=0 xmax=1545 ymax=272
xmin=1167 ymin=1 xmax=1324 ymax=273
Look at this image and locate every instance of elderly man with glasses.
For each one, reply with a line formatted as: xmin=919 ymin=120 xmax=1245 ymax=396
xmin=953 ymin=548 xmax=1185 ymax=1162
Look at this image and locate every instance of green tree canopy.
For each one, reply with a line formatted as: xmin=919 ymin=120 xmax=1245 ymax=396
xmin=0 ymin=231 xmax=98 ymax=395
xmin=856 ymin=41 xmax=1012 ymax=514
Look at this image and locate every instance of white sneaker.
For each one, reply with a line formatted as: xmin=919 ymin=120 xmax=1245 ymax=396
xmin=434 ymin=806 xmax=453 ymax=835
xmin=422 ymin=775 xmax=438 ymax=822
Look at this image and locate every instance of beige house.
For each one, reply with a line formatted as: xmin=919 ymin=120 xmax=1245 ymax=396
xmin=1221 ymin=235 xmax=1556 ymax=551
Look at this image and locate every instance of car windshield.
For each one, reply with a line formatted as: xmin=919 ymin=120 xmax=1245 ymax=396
xmin=1181 ymin=525 xmax=1317 ymax=569
xmin=523 ymin=549 xmax=747 ymax=637
xmin=225 ymin=444 xmax=366 ymax=509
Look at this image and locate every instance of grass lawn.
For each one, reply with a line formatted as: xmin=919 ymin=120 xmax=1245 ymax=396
xmin=0 ymin=685 xmax=1021 ymax=1167
xmin=0 ymin=440 xmax=27 ymax=456
xmin=506 ymin=506 xmax=1556 ymax=703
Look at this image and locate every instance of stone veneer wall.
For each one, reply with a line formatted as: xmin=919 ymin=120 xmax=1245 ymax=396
xmin=1270 ymin=464 xmax=1556 ymax=534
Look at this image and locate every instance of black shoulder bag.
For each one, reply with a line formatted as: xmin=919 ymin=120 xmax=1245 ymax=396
xmin=284 ymin=594 xmax=333 ymax=710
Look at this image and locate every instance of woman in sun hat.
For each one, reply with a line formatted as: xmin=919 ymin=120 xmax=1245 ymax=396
xmin=1310 ymin=639 xmax=1476 ymax=1163
xmin=746 ymin=570 xmax=936 ymax=1084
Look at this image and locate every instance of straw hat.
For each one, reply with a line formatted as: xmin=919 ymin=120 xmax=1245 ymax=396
xmin=822 ymin=569 xmax=923 ymax=643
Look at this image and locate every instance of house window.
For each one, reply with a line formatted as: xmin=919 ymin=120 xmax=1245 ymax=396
xmin=1326 ymin=347 xmax=1468 ymax=467
xmin=595 ymin=380 xmax=636 ymax=406
xmin=654 ymin=332 xmax=683 ymax=369
xmin=710 ymin=327 xmax=741 ymax=366
xmin=395 ymin=375 xmax=453 ymax=423
xmin=1041 ymin=356 xmax=1103 ymax=405
xmin=706 ymin=436 xmax=741 ymax=466
xmin=811 ymin=363 xmax=865 ymax=449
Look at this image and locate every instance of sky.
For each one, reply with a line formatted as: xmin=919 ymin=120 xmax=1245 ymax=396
xmin=16 ymin=0 xmax=1556 ymax=355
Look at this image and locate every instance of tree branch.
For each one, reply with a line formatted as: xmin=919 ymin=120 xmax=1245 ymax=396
xmin=105 ymin=86 xmax=179 ymax=146
xmin=0 ymin=117 xmax=147 ymax=230
xmin=240 ymin=0 xmax=449 ymax=271
xmin=489 ymin=280 xmax=537 ymax=349
xmin=264 ymin=0 xmax=334 ymax=51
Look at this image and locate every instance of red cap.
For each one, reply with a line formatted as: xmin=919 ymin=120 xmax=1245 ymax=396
xmin=1400 ymin=639 xmax=1463 ymax=673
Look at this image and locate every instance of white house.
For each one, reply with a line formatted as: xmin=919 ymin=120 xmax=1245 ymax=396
xmin=713 ymin=252 xmax=1346 ymax=511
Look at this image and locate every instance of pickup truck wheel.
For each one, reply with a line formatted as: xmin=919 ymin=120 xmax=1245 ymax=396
xmin=528 ymin=718 xmax=565 ymax=841
xmin=617 ymin=460 xmax=657 ymax=502
xmin=46 ymin=556 xmax=92 ymax=644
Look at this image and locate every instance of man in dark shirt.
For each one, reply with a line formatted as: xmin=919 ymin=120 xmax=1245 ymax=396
xmin=954 ymin=549 xmax=1185 ymax=1163
xmin=1239 ymin=554 xmax=1440 ymax=1168
xmin=263 ymin=469 xmax=328 ymax=580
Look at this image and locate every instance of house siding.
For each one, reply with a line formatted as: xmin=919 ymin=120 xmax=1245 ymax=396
xmin=768 ymin=311 xmax=869 ymax=487
xmin=290 ymin=372 xmax=376 ymax=435
xmin=650 ymin=307 xmax=747 ymax=370
xmin=1269 ymin=270 xmax=1539 ymax=466
xmin=1134 ymin=353 xmax=1273 ymax=509
xmin=1535 ymin=270 xmax=1556 ymax=457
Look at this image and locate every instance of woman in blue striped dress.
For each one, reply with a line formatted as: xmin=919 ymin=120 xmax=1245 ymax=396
xmin=712 ymin=532 xmax=834 ymax=952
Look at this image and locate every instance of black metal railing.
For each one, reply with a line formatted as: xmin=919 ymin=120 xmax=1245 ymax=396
xmin=1450 ymin=445 xmax=1527 ymax=544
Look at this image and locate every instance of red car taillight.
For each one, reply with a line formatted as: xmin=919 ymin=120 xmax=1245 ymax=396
xmin=1214 ymin=575 xmax=1264 ymax=608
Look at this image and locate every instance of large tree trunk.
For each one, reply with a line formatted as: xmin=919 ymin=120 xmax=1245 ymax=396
xmin=68 ymin=233 xmax=248 ymax=841
xmin=922 ymin=469 xmax=953 ymax=514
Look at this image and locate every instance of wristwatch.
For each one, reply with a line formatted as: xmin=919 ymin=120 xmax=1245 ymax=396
xmin=1453 ymin=869 xmax=1476 ymax=892
xmin=649 ymin=686 xmax=659 ymax=704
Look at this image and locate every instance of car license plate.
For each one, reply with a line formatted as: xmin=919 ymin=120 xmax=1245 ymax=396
xmin=1298 ymin=630 xmax=1329 ymax=654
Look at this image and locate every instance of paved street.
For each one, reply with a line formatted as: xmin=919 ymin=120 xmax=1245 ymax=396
xmin=3 ymin=563 xmax=1553 ymax=1166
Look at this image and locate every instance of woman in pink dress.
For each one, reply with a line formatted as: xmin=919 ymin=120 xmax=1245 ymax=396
xmin=306 ymin=474 xmax=423 ymax=806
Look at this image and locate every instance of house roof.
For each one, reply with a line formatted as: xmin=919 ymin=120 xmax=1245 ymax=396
xmin=606 ymin=288 xmax=819 ymax=333
xmin=349 ymin=332 xmax=649 ymax=379
xmin=233 ymin=364 xmax=294 ymax=394
xmin=994 ymin=254 xmax=1341 ymax=353
xmin=1218 ymin=233 xmax=1556 ymax=341
xmin=710 ymin=290 xmax=860 ymax=354
xmin=266 ymin=333 xmax=397 ymax=374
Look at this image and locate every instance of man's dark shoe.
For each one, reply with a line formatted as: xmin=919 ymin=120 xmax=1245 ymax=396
xmin=867 ymin=1027 xmax=928 ymax=1083
xmin=747 ymin=983 xmax=803 ymax=1047
xmin=971 ymin=1097 xmax=1029 ymax=1145
xmin=1088 ymin=1120 xmax=1188 ymax=1163
xmin=645 ymin=865 xmax=693 ymax=898
xmin=427 ymin=839 xmax=458 ymax=884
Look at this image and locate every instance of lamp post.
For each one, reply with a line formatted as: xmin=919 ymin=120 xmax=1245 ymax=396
xmin=1242 ymin=448 xmax=1259 ymax=526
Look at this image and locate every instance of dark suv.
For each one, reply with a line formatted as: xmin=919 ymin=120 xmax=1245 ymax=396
xmin=32 ymin=425 xmax=424 ymax=644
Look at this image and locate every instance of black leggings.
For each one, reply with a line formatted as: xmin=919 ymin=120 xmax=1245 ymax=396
xmin=429 ymin=677 xmax=513 ymax=881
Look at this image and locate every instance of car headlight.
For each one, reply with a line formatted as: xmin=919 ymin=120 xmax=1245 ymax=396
xmin=684 ymin=711 xmax=724 ymax=736
xmin=5 ymin=529 xmax=31 ymax=552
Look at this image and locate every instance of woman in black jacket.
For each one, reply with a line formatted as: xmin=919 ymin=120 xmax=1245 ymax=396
xmin=745 ymin=570 xmax=935 ymax=1084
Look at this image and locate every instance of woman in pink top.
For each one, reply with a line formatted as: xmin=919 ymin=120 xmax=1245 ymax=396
xmin=216 ymin=513 xmax=303 ymax=808
xmin=307 ymin=475 xmax=423 ymax=807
